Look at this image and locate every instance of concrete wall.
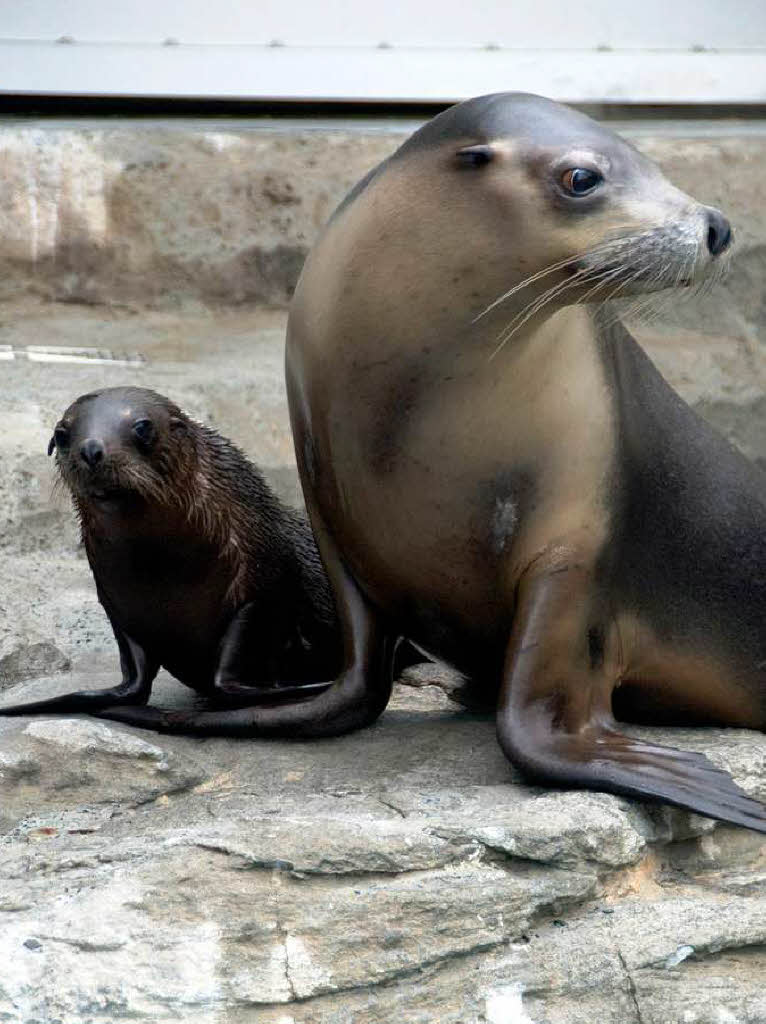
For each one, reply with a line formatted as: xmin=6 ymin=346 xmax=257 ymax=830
xmin=0 ymin=121 xmax=762 ymax=308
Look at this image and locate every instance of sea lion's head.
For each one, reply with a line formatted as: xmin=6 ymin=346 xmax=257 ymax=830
xmin=48 ymin=387 xmax=193 ymax=508
xmin=331 ymin=93 xmax=732 ymax=339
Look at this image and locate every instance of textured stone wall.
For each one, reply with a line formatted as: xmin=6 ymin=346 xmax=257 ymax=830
xmin=0 ymin=122 xmax=763 ymax=316
xmin=0 ymin=124 xmax=400 ymax=308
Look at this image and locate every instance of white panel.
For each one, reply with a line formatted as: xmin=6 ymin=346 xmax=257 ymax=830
xmin=2 ymin=0 xmax=765 ymax=49
xmin=0 ymin=42 xmax=764 ymax=104
xmin=0 ymin=1 xmax=764 ymax=103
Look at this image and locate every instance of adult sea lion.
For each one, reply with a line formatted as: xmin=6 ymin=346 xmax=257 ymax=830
xmin=93 ymin=95 xmax=766 ymax=833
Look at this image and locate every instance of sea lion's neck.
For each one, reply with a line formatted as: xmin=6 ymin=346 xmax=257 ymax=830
xmin=469 ymin=301 xmax=601 ymax=384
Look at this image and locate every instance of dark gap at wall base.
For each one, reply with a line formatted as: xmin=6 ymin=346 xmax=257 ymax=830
xmin=1 ymin=93 xmax=766 ymax=121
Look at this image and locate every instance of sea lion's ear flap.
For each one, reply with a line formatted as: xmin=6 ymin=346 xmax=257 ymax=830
xmin=455 ymin=145 xmax=494 ymax=169
xmin=169 ymin=417 xmax=188 ymax=435
xmin=47 ymin=435 xmax=56 ymax=456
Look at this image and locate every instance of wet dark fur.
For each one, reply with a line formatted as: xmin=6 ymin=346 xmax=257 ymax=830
xmin=69 ymin=389 xmax=342 ymax=688
xmin=1 ymin=388 xmax=345 ymax=715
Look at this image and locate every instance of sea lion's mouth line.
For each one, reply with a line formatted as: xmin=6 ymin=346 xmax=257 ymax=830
xmin=67 ymin=479 xmax=134 ymax=503
xmin=567 ymin=260 xmax=694 ymax=289
xmin=88 ymin=486 xmax=130 ymax=503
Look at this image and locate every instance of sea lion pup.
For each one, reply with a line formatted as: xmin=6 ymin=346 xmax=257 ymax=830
xmin=0 ymin=386 xmax=345 ymax=715
xmin=93 ymin=95 xmax=766 ymax=833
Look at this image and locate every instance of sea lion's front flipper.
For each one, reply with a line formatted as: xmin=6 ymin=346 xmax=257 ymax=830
xmin=0 ymin=627 xmax=158 ymax=717
xmin=496 ymin=561 xmax=766 ymax=833
xmin=502 ymin=718 xmax=766 ymax=833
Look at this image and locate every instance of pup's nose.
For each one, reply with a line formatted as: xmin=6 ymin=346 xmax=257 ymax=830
xmin=80 ymin=438 xmax=105 ymax=467
xmin=705 ymin=208 xmax=732 ymax=257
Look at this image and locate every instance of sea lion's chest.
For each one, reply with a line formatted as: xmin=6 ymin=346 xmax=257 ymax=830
xmin=87 ymin=526 xmax=234 ymax=661
xmin=303 ymin=312 xmax=617 ymax=656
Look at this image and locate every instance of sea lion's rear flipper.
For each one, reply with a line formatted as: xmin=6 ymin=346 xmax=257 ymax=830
xmin=392 ymin=639 xmax=431 ymax=677
xmin=96 ymin=537 xmax=397 ymax=737
xmin=0 ymin=629 xmax=158 ymax=718
xmin=93 ymin=652 xmax=391 ymax=735
xmin=92 ymin=696 xmax=323 ymax=733
xmin=496 ymin=562 xmax=766 ymax=834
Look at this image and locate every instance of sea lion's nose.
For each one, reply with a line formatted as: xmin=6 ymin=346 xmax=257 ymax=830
xmin=80 ymin=438 xmax=105 ymax=467
xmin=705 ymin=208 xmax=732 ymax=257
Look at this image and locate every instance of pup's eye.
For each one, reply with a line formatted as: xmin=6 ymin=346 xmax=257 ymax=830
xmin=132 ymin=419 xmax=155 ymax=446
xmin=456 ymin=145 xmax=494 ymax=169
xmin=48 ymin=425 xmax=69 ymax=456
xmin=560 ymin=168 xmax=603 ymax=196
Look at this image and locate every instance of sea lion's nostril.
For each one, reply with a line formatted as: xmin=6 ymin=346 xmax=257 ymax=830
xmin=80 ymin=439 xmax=105 ymax=467
xmin=706 ymin=209 xmax=732 ymax=257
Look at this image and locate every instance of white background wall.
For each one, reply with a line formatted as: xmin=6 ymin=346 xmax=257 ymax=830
xmin=1 ymin=0 xmax=764 ymax=103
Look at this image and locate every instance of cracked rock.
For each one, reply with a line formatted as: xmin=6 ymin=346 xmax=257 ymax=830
xmin=0 ymin=717 xmax=203 ymax=828
xmin=0 ymin=641 xmax=71 ymax=688
xmin=24 ymin=719 xmax=166 ymax=761
xmin=382 ymin=786 xmax=650 ymax=868
xmin=172 ymin=818 xmax=480 ymax=876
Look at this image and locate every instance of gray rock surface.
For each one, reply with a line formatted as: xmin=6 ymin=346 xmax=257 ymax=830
xmin=0 ymin=641 xmax=70 ymax=688
xmin=0 ymin=670 xmax=764 ymax=1023
xmin=0 ymin=118 xmax=764 ymax=1022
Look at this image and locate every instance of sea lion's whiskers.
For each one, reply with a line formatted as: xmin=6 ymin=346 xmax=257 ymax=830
xmin=488 ymin=266 xmax=599 ymax=360
xmin=700 ymin=254 xmax=728 ymax=298
xmin=640 ymin=246 xmax=702 ymax=327
xmin=488 ymin=261 xmax=628 ymax=361
xmin=593 ymin=233 xmax=704 ymax=331
xmin=615 ymin=277 xmax=668 ymax=328
xmin=473 ymin=238 xmax=636 ymax=324
xmin=616 ymin=254 xmax=682 ymax=325
xmin=491 ymin=245 xmax=660 ymax=355
xmin=580 ymin=245 xmax=664 ymax=307
xmin=580 ymin=261 xmax=656 ymax=329
xmin=479 ymin=229 xmax=667 ymax=337
xmin=654 ymin=243 xmax=709 ymax=326
xmin=472 ymin=249 xmax=603 ymax=323
xmin=603 ymin=256 xmax=675 ymax=329
xmin=498 ymin=235 xmax=671 ymax=354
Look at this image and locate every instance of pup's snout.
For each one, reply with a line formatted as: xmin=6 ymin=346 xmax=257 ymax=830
xmin=80 ymin=438 xmax=105 ymax=468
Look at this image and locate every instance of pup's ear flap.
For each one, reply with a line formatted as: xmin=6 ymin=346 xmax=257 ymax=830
xmin=169 ymin=417 xmax=188 ymax=435
xmin=47 ymin=435 xmax=56 ymax=456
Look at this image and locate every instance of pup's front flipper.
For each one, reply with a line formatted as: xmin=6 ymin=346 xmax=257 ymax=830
xmin=0 ymin=628 xmax=158 ymax=717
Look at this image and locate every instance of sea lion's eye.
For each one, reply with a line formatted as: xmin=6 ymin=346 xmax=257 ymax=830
xmin=132 ymin=419 xmax=155 ymax=447
xmin=561 ymin=168 xmax=603 ymax=196
xmin=456 ymin=145 xmax=494 ymax=169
